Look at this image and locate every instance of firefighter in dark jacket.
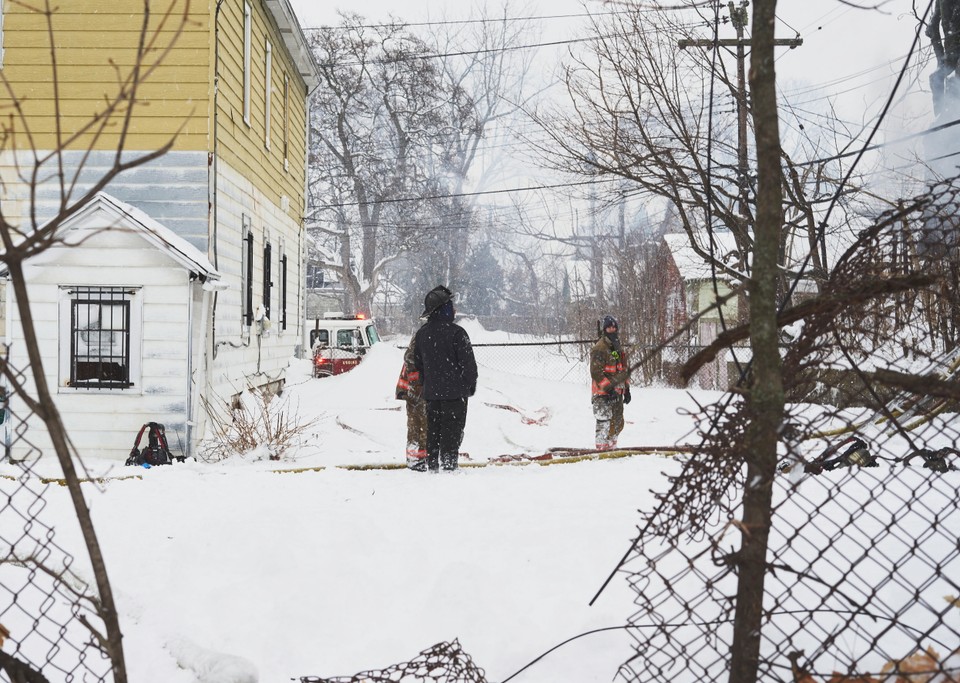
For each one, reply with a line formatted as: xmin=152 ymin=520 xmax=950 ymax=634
xmin=590 ymin=314 xmax=631 ymax=450
xmin=413 ymin=285 xmax=478 ymax=472
xmin=396 ymin=336 xmax=428 ymax=471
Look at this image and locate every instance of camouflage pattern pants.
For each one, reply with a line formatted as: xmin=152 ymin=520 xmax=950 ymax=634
xmin=592 ymin=395 xmax=624 ymax=450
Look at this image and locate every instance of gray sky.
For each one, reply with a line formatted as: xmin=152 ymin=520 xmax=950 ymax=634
xmin=287 ymin=0 xmax=931 ymax=140
xmin=287 ymin=0 xmax=936 ymax=218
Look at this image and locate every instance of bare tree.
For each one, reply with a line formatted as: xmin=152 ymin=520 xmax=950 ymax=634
xmin=0 ymin=2 xmax=189 ymax=681
xmin=306 ymin=15 xmax=448 ymax=314
xmin=537 ymin=2 xmax=859 ymax=300
xmin=305 ymin=8 xmax=536 ymax=316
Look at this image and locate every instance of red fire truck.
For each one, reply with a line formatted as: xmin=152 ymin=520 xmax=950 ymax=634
xmin=309 ymin=313 xmax=381 ymax=378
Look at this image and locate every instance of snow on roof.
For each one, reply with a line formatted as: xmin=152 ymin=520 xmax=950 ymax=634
xmin=54 ymin=192 xmax=220 ymax=280
xmin=662 ymin=231 xmax=740 ymax=282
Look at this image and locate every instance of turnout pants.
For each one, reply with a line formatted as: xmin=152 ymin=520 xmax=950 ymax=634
xmin=592 ymin=395 xmax=624 ymax=450
xmin=405 ymin=398 xmax=428 ymax=471
xmin=426 ymin=398 xmax=469 ymax=471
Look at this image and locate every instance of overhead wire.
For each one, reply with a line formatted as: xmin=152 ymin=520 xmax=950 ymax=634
xmin=301 ymin=2 xmax=714 ymax=31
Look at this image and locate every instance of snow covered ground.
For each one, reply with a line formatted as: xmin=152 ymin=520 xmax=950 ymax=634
xmin=9 ymin=321 xmax=956 ymax=682
xmin=1 ymin=322 xmax=708 ymax=683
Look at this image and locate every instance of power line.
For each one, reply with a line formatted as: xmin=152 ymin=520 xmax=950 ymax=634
xmin=307 ymin=178 xmax=618 ymax=214
xmin=797 ymin=111 xmax=960 ymax=167
xmin=302 ymin=3 xmax=714 ymax=31
xmin=313 ymin=21 xmax=706 ymax=69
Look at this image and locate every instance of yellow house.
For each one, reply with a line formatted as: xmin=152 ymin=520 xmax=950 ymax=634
xmin=0 ymin=0 xmax=319 ymax=460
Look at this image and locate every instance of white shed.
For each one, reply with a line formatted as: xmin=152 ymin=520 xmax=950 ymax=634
xmin=4 ymin=193 xmax=221 ymax=461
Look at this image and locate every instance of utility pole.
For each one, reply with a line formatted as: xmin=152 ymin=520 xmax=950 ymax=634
xmin=679 ymin=1 xmax=801 ymax=219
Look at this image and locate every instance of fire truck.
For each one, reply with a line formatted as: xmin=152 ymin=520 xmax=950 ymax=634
xmin=309 ymin=313 xmax=381 ymax=378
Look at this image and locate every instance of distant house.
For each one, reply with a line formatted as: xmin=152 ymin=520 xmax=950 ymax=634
xmin=0 ymin=0 xmax=319 ymax=460
xmin=660 ymin=232 xmax=746 ymax=389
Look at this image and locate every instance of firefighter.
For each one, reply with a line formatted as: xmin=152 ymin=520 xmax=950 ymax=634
xmin=395 ymin=336 xmax=428 ymax=471
xmin=414 ymin=285 xmax=478 ymax=472
xmin=590 ymin=314 xmax=631 ymax=450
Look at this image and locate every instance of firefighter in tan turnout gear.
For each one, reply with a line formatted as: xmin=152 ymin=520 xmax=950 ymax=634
xmin=396 ymin=336 xmax=428 ymax=471
xmin=590 ymin=315 xmax=631 ymax=450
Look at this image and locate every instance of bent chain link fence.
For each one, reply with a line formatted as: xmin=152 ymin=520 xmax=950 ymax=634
xmin=299 ymin=640 xmax=487 ymax=683
xmin=381 ymin=181 xmax=960 ymax=683
xmin=613 ymin=178 xmax=960 ymax=682
xmin=0 ymin=356 xmax=112 ymax=683
xmin=6 ymin=194 xmax=960 ymax=683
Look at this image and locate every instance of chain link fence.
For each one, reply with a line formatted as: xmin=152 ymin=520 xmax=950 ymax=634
xmin=299 ymin=640 xmax=487 ymax=683
xmin=470 ymin=339 xmax=736 ymax=390
xmin=6 ymin=187 xmax=960 ymax=682
xmin=0 ymin=357 xmax=112 ymax=683
xmin=366 ymin=186 xmax=960 ymax=681
xmin=610 ymin=178 xmax=960 ymax=682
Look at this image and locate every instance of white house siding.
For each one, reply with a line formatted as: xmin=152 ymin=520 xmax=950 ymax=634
xmin=203 ymin=159 xmax=303 ymax=409
xmin=6 ymin=222 xmax=199 ymax=461
xmin=0 ymin=150 xmax=211 ymax=251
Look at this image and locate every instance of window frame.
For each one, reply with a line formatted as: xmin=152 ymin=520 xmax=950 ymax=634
xmin=280 ymin=249 xmax=288 ymax=331
xmin=241 ymin=215 xmax=254 ymax=328
xmin=264 ymin=39 xmax=272 ymax=150
xmin=262 ymin=239 xmax=273 ymax=321
xmin=243 ymin=2 xmax=252 ymax=126
xmin=282 ymin=73 xmax=290 ymax=170
xmin=1 ymin=0 xmax=6 ymax=69
xmin=59 ymin=286 xmax=142 ymax=393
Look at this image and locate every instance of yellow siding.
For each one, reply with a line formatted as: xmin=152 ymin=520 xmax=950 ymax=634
xmin=214 ymin=0 xmax=308 ymax=221
xmin=1 ymin=0 xmax=309 ymax=218
xmin=1 ymin=0 xmax=213 ymax=152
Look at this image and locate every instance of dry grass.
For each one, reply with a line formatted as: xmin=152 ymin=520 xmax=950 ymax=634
xmin=198 ymin=388 xmax=316 ymax=462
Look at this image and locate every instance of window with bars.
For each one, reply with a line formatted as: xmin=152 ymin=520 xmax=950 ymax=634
xmin=65 ymin=287 xmax=136 ymax=389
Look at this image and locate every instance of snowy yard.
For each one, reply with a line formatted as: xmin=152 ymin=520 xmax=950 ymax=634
xmin=1 ymin=324 xmax=707 ymax=682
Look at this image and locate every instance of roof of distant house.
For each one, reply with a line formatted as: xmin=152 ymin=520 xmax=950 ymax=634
xmin=662 ymin=231 xmax=741 ymax=282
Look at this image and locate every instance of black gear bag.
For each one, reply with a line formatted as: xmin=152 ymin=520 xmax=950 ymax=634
xmin=125 ymin=422 xmax=177 ymax=467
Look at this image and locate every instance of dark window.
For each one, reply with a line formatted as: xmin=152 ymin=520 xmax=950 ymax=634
xmin=281 ymin=253 xmax=288 ymax=330
xmin=310 ymin=329 xmax=328 ymax=347
xmin=306 ymin=263 xmax=324 ymax=289
xmin=244 ymin=229 xmax=254 ymax=326
xmin=69 ymin=287 xmax=132 ymax=389
xmin=263 ymin=241 xmax=273 ymax=320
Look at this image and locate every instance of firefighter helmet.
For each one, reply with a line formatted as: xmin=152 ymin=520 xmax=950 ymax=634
xmin=421 ymin=285 xmax=454 ymax=318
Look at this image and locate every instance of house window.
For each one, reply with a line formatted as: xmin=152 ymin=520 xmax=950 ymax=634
xmin=1 ymin=0 xmax=6 ymax=68
xmin=282 ymin=73 xmax=290 ymax=169
xmin=242 ymin=215 xmax=253 ymax=327
xmin=306 ymin=263 xmax=324 ymax=289
xmin=243 ymin=2 xmax=252 ymax=125
xmin=280 ymin=251 xmax=288 ymax=330
xmin=262 ymin=240 xmax=273 ymax=320
xmin=61 ymin=286 xmax=140 ymax=390
xmin=264 ymin=40 xmax=272 ymax=149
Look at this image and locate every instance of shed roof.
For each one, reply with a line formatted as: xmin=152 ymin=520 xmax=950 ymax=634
xmin=53 ymin=192 xmax=220 ymax=280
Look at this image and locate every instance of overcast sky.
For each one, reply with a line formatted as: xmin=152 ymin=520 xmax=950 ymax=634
xmin=286 ymin=0 xmax=931 ymax=144
xmin=286 ymin=0 xmax=937 ymax=222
